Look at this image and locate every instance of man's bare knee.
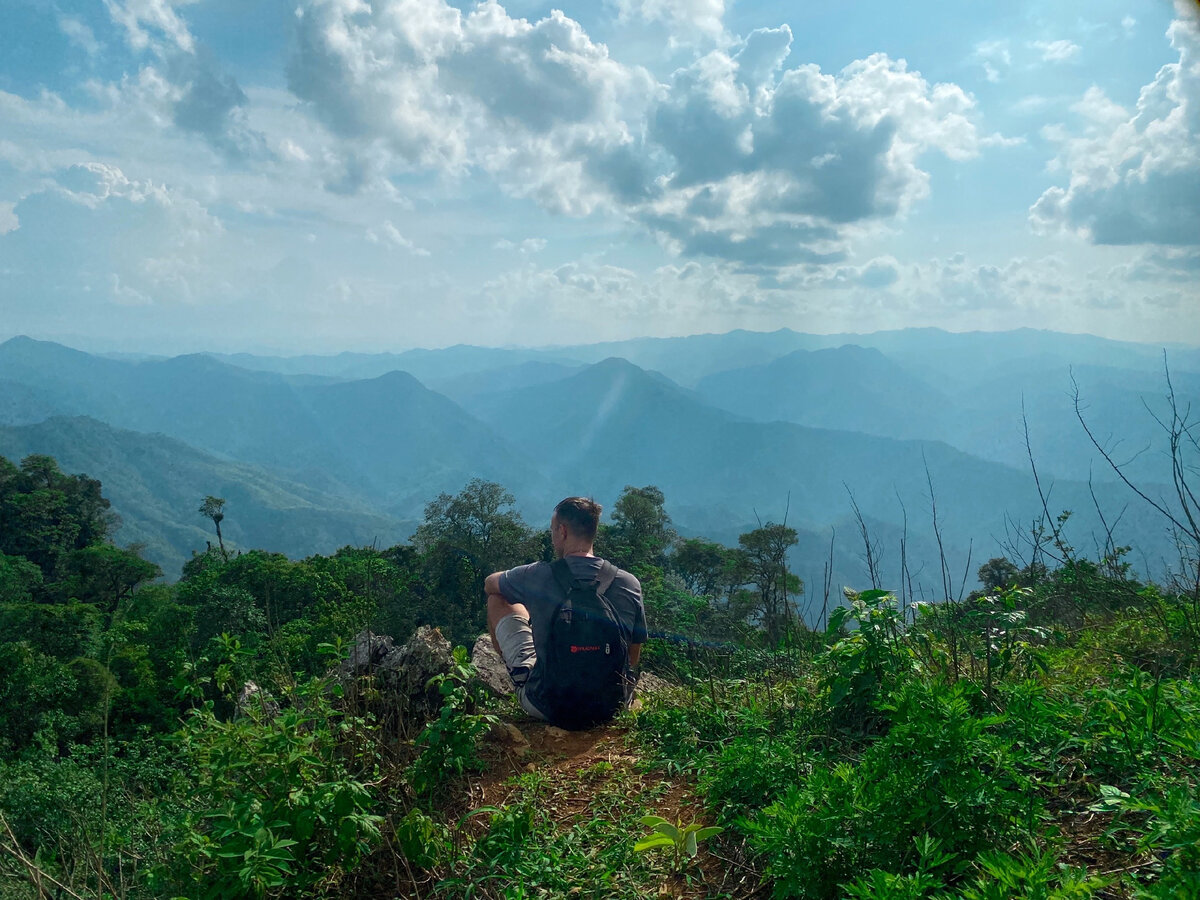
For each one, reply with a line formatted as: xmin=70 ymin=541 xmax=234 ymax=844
xmin=487 ymin=593 xmax=530 ymax=654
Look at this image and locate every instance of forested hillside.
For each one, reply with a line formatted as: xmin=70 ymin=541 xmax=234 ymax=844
xmin=1 ymin=446 xmax=1198 ymax=898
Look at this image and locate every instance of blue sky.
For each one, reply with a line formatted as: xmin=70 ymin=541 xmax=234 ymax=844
xmin=0 ymin=0 xmax=1197 ymax=353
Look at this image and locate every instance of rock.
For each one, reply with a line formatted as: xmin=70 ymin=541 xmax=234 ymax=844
xmin=544 ymin=725 xmax=571 ymax=740
xmin=339 ymin=630 xmax=395 ymax=678
xmin=636 ymin=672 xmax=672 ymax=695
xmin=487 ymin=721 xmax=529 ymax=746
xmin=236 ymin=680 xmax=279 ymax=720
xmin=471 ymin=634 xmax=514 ymax=697
xmin=377 ymin=625 xmax=455 ymax=705
xmin=338 ymin=626 xmax=456 ymax=726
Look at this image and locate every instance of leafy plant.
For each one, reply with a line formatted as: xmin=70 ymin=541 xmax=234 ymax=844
xmin=633 ymin=815 xmax=723 ymax=870
xmin=407 ymin=646 xmax=497 ymax=797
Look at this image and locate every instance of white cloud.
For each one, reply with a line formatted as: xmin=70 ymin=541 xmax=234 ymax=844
xmin=640 ymin=41 xmax=996 ymax=267
xmin=973 ymin=39 xmax=1010 ymax=82
xmin=1031 ymin=39 xmax=1081 ymax=63
xmin=366 ymin=220 xmax=430 ymax=256
xmin=614 ymin=0 xmax=726 ymax=43
xmin=289 ymin=0 xmax=656 ymax=215
xmin=0 ymin=202 xmax=18 ymax=235
xmin=289 ymin=2 xmax=1005 ymax=271
xmin=1122 ymin=16 xmax=1137 ymax=36
xmin=58 ymin=16 xmax=102 ymax=57
xmin=0 ymin=162 xmax=227 ymax=309
xmin=495 ymin=237 xmax=547 ymax=253
xmin=103 ymin=0 xmax=198 ymax=54
xmin=1031 ymin=10 xmax=1200 ymax=245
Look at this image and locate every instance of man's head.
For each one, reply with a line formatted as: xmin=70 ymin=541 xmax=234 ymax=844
xmin=551 ymin=496 xmax=602 ymax=557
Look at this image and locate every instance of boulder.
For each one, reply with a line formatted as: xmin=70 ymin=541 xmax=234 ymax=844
xmin=636 ymin=672 xmax=672 ymax=696
xmin=340 ymin=626 xmax=456 ymax=725
xmin=339 ymin=630 xmax=395 ymax=678
xmin=471 ymin=634 xmax=514 ymax=697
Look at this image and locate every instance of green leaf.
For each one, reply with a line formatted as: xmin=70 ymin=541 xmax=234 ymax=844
xmin=638 ymin=815 xmax=670 ymax=827
xmin=634 ymin=835 xmax=676 ymax=853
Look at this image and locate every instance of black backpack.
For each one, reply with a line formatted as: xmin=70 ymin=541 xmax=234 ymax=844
xmin=539 ymin=558 xmax=630 ymax=730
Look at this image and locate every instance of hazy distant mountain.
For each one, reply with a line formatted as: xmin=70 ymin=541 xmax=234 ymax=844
xmin=0 ymin=417 xmax=412 ymax=577
xmin=212 ymin=345 xmax=585 ymax=383
xmin=695 ymin=345 xmax=950 ymax=439
xmin=428 ymin=361 xmax=584 ymax=406
xmin=0 ymin=337 xmax=540 ymax=517
xmin=204 ymin=326 xmax=1200 ymax=390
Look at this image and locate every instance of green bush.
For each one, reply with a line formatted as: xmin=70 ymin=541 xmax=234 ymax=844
xmin=172 ymin=672 xmax=383 ymax=898
xmin=748 ymin=678 xmax=1035 ymax=898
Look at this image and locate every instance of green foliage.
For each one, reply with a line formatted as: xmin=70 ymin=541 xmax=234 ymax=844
xmin=633 ymin=815 xmax=723 ymax=870
xmin=174 ymin=652 xmax=383 ymax=898
xmin=822 ymin=588 xmax=914 ymax=725
xmin=407 ymin=647 xmax=497 ymax=797
xmin=597 ymin=484 xmax=676 ymax=571
xmin=747 ymin=678 xmax=1034 ymax=898
xmin=0 ymin=454 xmax=112 ymax=580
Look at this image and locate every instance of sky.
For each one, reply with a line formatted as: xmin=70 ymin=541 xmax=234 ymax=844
xmin=0 ymin=0 xmax=1198 ymax=354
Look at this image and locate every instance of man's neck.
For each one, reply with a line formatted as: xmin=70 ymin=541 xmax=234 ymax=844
xmin=562 ymin=548 xmax=595 ymax=558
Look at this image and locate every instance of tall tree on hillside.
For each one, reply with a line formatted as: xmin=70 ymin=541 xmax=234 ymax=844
xmin=738 ymin=522 xmax=803 ymax=646
xmin=198 ymin=496 xmax=228 ymax=560
xmin=413 ymin=479 xmax=535 ymax=575
xmin=598 ymin=485 xmax=676 ymax=571
xmin=670 ymin=537 xmax=735 ymax=597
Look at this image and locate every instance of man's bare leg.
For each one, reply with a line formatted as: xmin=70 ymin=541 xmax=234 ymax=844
xmin=487 ymin=592 xmax=530 ymax=655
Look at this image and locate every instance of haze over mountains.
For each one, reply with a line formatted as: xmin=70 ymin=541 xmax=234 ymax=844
xmin=2 ymin=328 xmax=1196 ymax=610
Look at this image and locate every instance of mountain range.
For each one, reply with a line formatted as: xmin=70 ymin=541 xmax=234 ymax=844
xmin=1 ymin=328 xmax=1195 ymax=608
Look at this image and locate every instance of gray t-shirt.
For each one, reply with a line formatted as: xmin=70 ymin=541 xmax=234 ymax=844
xmin=498 ymin=556 xmax=647 ymax=710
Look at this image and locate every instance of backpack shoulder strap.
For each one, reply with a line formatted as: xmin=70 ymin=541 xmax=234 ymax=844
xmin=550 ymin=557 xmax=576 ymax=598
xmin=595 ymin=560 xmax=618 ymax=597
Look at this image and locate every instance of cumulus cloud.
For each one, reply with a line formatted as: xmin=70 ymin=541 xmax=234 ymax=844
xmin=1030 ymin=9 xmax=1200 ymax=245
xmin=640 ymin=35 xmax=994 ymax=267
xmin=614 ymin=0 xmax=726 ymax=43
xmin=1031 ymin=39 xmax=1081 ymax=63
xmin=98 ymin=0 xmax=265 ymax=159
xmin=289 ymin=1 xmax=1004 ymax=270
xmin=289 ymin=0 xmax=656 ymax=215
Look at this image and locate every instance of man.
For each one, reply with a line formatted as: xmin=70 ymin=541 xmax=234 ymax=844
xmin=485 ymin=496 xmax=646 ymax=725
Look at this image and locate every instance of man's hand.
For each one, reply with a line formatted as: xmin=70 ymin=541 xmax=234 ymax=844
xmin=628 ymin=642 xmax=642 ymax=668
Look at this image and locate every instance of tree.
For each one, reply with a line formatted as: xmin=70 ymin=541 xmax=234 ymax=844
xmin=670 ymin=537 xmax=734 ymax=598
xmin=977 ymin=557 xmax=1020 ymax=593
xmin=738 ymin=522 xmax=803 ymax=646
xmin=0 ymin=454 xmax=112 ymax=580
xmin=598 ymin=485 xmax=676 ymax=571
xmin=198 ymin=496 xmax=228 ymax=560
xmin=412 ymin=480 xmax=539 ymax=645
xmin=412 ymin=479 xmax=535 ymax=576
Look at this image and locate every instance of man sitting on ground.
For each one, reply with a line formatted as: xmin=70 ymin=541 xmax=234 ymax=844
xmin=485 ymin=496 xmax=646 ymax=728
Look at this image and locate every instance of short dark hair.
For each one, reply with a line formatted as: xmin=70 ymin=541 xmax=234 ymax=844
xmin=554 ymin=496 xmax=602 ymax=542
